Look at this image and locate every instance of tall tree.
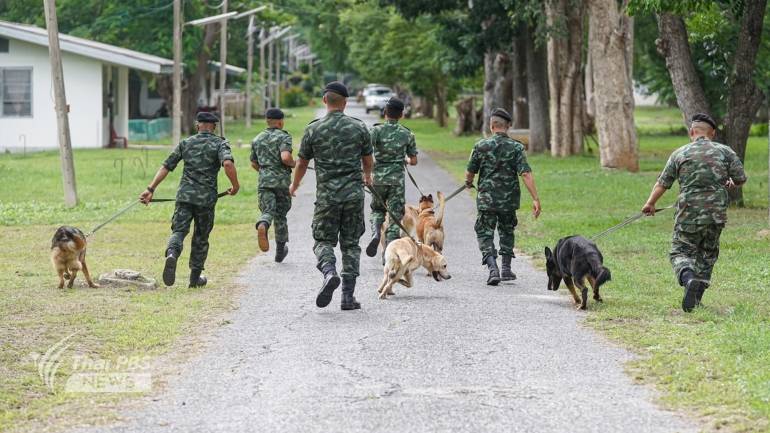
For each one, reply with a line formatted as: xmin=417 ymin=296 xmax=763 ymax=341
xmin=588 ymin=0 xmax=639 ymax=171
xmin=524 ymin=22 xmax=550 ymax=153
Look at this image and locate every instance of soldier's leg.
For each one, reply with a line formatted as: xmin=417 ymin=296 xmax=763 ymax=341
xmin=694 ymin=224 xmax=723 ymax=305
xmin=384 ymin=184 xmax=406 ymax=245
xmin=340 ymin=198 xmax=365 ymax=310
xmin=163 ymin=202 xmax=193 ymax=286
xmin=273 ymin=189 xmax=292 ymax=263
xmin=312 ymin=201 xmax=341 ymax=308
xmin=189 ymin=204 xmax=215 ymax=287
xmin=256 ymin=188 xmax=276 ymax=252
xmin=366 ymin=185 xmax=388 ymax=257
xmin=498 ymin=212 xmax=518 ymax=281
xmin=670 ymin=224 xmax=703 ymax=312
xmin=475 ymin=211 xmax=501 ymax=285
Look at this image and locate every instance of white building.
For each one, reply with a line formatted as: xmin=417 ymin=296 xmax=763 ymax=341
xmin=0 ymin=20 xmax=174 ymax=152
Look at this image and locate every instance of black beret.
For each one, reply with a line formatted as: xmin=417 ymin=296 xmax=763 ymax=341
xmin=196 ymin=111 xmax=219 ymax=123
xmin=265 ymin=108 xmax=284 ymax=120
xmin=386 ymin=97 xmax=404 ymax=112
xmin=323 ymin=81 xmax=349 ymax=98
xmin=490 ymin=108 xmax=512 ymax=123
xmin=691 ymin=113 xmax=717 ymax=130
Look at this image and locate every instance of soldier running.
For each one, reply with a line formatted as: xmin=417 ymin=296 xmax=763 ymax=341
xmin=290 ymin=82 xmax=374 ymax=311
xmin=366 ymin=97 xmax=418 ymax=259
xmin=465 ymin=108 xmax=541 ymax=286
xmin=140 ymin=111 xmax=240 ymax=288
xmin=642 ymin=113 xmax=747 ymax=312
xmin=251 ymin=107 xmax=295 ymax=262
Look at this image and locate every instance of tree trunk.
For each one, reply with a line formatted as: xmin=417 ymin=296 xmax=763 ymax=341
xmin=655 ymin=13 xmax=710 ymax=127
xmin=483 ymin=50 xmax=513 ymax=134
xmin=435 ymin=83 xmax=448 ymax=128
xmin=454 ymin=96 xmax=481 ymax=135
xmin=417 ymin=97 xmax=434 ymax=118
xmin=584 ymin=49 xmax=596 ymax=135
xmin=546 ymin=0 xmax=585 ymax=156
xmin=723 ymin=0 xmax=767 ymax=205
xmin=512 ymin=28 xmax=529 ymax=129
xmin=588 ymin=0 xmax=638 ymax=171
xmin=524 ymin=22 xmax=549 ymax=153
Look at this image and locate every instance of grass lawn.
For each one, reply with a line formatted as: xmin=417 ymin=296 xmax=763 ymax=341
xmin=0 ymin=106 xmax=316 ymax=432
xmin=403 ymin=115 xmax=770 ymax=432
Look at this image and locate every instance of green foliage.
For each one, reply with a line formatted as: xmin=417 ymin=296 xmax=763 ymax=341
xmin=280 ymin=85 xmax=310 ymax=107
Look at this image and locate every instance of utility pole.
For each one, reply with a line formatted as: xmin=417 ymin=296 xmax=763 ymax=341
xmin=218 ymin=0 xmax=228 ymax=136
xmin=259 ymin=28 xmax=266 ymax=114
xmin=245 ymin=16 xmax=255 ymax=128
xmin=275 ymin=35 xmax=281 ymax=108
xmin=43 ymin=0 xmax=78 ymax=207
xmin=267 ymin=35 xmax=273 ymax=107
xmin=172 ymin=0 xmax=182 ymax=144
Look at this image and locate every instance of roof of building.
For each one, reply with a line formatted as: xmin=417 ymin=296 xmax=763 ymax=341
xmin=208 ymin=61 xmax=246 ymax=76
xmin=0 ymin=20 xmax=175 ymax=74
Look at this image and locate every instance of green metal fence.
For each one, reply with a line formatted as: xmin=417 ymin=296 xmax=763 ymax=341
xmin=128 ymin=117 xmax=171 ymax=142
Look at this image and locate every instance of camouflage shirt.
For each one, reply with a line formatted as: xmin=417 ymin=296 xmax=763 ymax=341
xmin=467 ymin=132 xmax=532 ymax=213
xmin=163 ymin=131 xmax=234 ymax=207
xmin=250 ymin=128 xmax=293 ymax=189
xmin=658 ymin=137 xmax=747 ymax=225
xmin=299 ymin=111 xmax=372 ymax=203
xmin=371 ymin=120 xmax=418 ymax=185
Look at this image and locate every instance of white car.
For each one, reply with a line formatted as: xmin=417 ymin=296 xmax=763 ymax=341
xmin=364 ymin=86 xmax=394 ymax=114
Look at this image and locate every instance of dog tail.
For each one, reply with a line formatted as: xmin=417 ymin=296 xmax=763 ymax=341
xmin=435 ymin=191 xmax=446 ymax=228
xmin=595 ymin=266 xmax=612 ymax=288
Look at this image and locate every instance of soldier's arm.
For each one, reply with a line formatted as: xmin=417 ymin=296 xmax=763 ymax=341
xmin=726 ymin=148 xmax=747 ymax=188
xmin=406 ymin=133 xmax=418 ymax=166
xmin=139 ymin=166 xmax=170 ymax=204
xmin=249 ymin=142 xmax=259 ymax=171
xmin=290 ymin=158 xmax=309 ymax=197
xmin=465 ymin=146 xmax=480 ymax=187
xmin=223 ymin=160 xmax=240 ymax=196
xmin=281 ymin=151 xmax=295 ymax=168
xmin=251 ymin=161 xmax=260 ymax=171
xmin=520 ymin=172 xmax=541 ymax=219
xmin=643 ymin=154 xmax=676 ymax=215
xmin=362 ymin=155 xmax=374 ymax=186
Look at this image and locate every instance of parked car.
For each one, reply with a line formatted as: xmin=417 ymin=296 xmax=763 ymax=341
xmin=364 ymin=86 xmax=394 ymax=113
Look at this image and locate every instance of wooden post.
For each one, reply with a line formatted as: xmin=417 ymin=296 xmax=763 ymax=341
xmin=275 ymin=36 xmax=281 ymax=108
xmin=218 ymin=0 xmax=228 ymax=136
xmin=43 ymin=0 xmax=78 ymax=207
xmin=267 ymin=37 xmax=273 ymax=107
xmin=259 ymin=28 xmax=266 ymax=114
xmin=245 ymin=16 xmax=254 ymax=128
xmin=767 ymin=92 xmax=769 ymax=226
xmin=172 ymin=0 xmax=182 ymax=144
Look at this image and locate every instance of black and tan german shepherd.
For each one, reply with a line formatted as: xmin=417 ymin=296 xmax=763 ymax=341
xmin=544 ymin=236 xmax=611 ymax=310
xmin=50 ymin=226 xmax=99 ymax=289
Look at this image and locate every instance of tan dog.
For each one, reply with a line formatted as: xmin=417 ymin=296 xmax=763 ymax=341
xmin=377 ymin=237 xmax=451 ymax=300
xmin=50 ymin=226 xmax=99 ymax=289
xmin=416 ymin=192 xmax=446 ymax=252
xmin=379 ymin=204 xmax=420 ymax=249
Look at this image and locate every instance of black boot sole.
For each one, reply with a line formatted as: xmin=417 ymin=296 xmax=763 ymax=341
xmin=163 ymin=256 xmax=177 ymax=286
xmin=316 ymin=275 xmax=340 ymax=308
xmin=501 ymin=273 xmax=517 ymax=281
xmin=275 ymin=246 xmax=288 ymax=263
xmin=365 ymin=237 xmax=380 ymax=257
xmin=341 ymin=301 xmax=361 ymax=310
xmin=682 ymin=280 xmax=700 ymax=312
xmin=487 ymin=275 xmax=501 ymax=286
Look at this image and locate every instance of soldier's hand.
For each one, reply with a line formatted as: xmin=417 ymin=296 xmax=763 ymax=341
xmin=139 ymin=190 xmax=153 ymax=205
xmin=725 ymin=179 xmax=737 ymax=190
xmin=532 ymin=199 xmax=541 ymax=219
xmin=642 ymin=202 xmax=656 ymax=216
xmin=289 ymin=183 xmax=298 ymax=197
xmin=228 ymin=184 xmax=240 ymax=196
xmin=363 ymin=175 xmax=373 ymax=187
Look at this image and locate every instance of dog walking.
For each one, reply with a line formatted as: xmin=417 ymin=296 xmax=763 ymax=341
xmin=140 ymin=111 xmax=240 ymax=288
xmin=290 ymin=82 xmax=374 ymax=311
xmin=641 ymin=113 xmax=747 ymax=312
xmin=465 ymin=108 xmax=541 ymax=285
xmin=251 ymin=108 xmax=295 ymax=262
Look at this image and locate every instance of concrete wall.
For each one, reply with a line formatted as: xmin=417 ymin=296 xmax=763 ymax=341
xmin=0 ymin=38 xmax=105 ymax=151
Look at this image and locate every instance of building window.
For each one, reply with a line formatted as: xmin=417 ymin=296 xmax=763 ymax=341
xmin=0 ymin=38 xmax=9 ymax=53
xmin=1 ymin=68 xmax=33 ymax=117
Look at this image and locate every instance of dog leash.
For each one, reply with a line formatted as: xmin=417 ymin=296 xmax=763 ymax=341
xmin=405 ymin=164 xmax=427 ymax=198
xmin=85 ymin=191 xmax=230 ymax=238
xmin=365 ymin=184 xmax=421 ymax=245
xmin=590 ymin=204 xmax=674 ymax=240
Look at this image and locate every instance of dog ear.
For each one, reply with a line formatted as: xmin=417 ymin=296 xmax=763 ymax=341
xmin=544 ymin=246 xmax=552 ymax=259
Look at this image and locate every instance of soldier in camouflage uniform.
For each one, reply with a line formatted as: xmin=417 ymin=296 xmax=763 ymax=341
xmin=366 ymin=97 xmax=418 ymax=259
xmin=251 ymin=108 xmax=295 ymax=263
xmin=140 ymin=111 xmax=240 ymax=288
xmin=465 ymin=108 xmax=541 ymax=286
xmin=642 ymin=113 xmax=746 ymax=312
xmin=290 ymin=82 xmax=374 ymax=311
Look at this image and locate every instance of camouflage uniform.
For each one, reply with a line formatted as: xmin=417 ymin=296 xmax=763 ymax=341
xmin=163 ymin=131 xmax=234 ymax=271
xmin=370 ymin=120 xmax=418 ymax=244
xmin=657 ymin=137 xmax=747 ymax=284
xmin=467 ymin=132 xmax=531 ymax=263
xmin=299 ymin=111 xmax=372 ymax=279
xmin=250 ymin=128 xmax=293 ymax=243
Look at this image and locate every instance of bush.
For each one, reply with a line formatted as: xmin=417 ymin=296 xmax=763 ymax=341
xmin=281 ymin=86 xmax=310 ymax=108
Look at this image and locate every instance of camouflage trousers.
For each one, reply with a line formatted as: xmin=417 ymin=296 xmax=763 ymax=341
xmin=475 ymin=210 xmax=518 ymax=263
xmin=312 ymin=198 xmax=365 ymax=279
xmin=369 ymin=183 xmax=405 ymax=245
xmin=166 ymin=202 xmax=216 ymax=271
xmin=258 ymin=187 xmax=292 ymax=243
xmin=670 ymin=223 xmax=723 ymax=285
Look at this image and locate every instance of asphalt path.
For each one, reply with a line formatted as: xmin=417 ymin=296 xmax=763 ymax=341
xmin=72 ymin=102 xmax=695 ymax=433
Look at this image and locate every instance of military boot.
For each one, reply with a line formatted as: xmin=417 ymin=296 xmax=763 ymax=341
xmin=256 ymin=221 xmax=270 ymax=252
xmin=679 ymin=269 xmax=701 ymax=313
xmin=695 ymin=282 xmax=708 ymax=307
xmin=189 ymin=269 xmax=207 ymax=288
xmin=274 ymin=242 xmax=288 ymax=263
xmin=316 ymin=264 xmax=340 ymax=308
xmin=366 ymin=221 xmax=383 ymax=257
xmin=341 ymin=277 xmax=361 ymax=311
xmin=484 ymin=255 xmax=501 ymax=286
xmin=500 ymin=255 xmax=516 ymax=281
xmin=162 ymin=250 xmax=178 ymax=287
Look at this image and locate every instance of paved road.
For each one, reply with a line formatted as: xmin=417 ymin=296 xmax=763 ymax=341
xmin=74 ymin=102 xmax=695 ymax=433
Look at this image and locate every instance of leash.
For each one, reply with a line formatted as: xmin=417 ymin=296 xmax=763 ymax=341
xmin=405 ymin=164 xmax=427 ymax=198
xmin=444 ymin=182 xmax=475 ymax=203
xmin=590 ymin=204 xmax=674 ymax=240
xmin=365 ymin=184 xmax=421 ymax=245
xmin=85 ymin=191 xmax=230 ymax=238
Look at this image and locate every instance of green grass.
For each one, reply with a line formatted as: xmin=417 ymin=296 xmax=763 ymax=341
xmin=0 ymin=106 xmax=317 ymax=432
xmin=402 ymin=115 xmax=770 ymax=432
